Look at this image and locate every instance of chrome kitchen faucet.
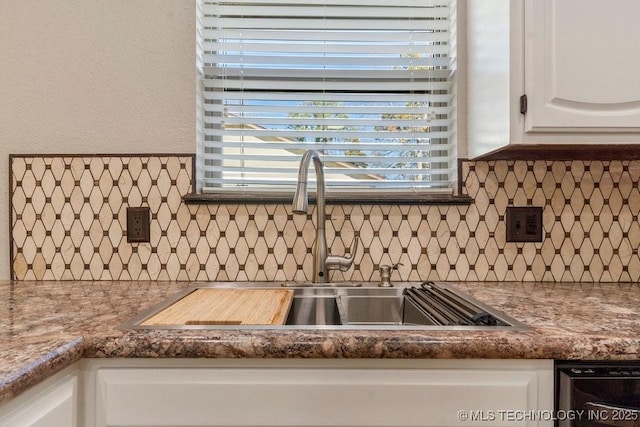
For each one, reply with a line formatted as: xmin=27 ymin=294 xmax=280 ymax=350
xmin=292 ymin=150 xmax=358 ymax=283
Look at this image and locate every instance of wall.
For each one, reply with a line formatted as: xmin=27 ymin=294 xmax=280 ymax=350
xmin=10 ymin=155 xmax=640 ymax=283
xmin=0 ymin=0 xmax=196 ymax=279
xmin=4 ymin=2 xmax=640 ymax=284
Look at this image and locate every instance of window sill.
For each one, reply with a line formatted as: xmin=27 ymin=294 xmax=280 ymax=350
xmin=183 ymin=192 xmax=472 ymax=205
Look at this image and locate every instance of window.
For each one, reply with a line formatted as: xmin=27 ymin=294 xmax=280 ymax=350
xmin=197 ymin=0 xmax=456 ymax=195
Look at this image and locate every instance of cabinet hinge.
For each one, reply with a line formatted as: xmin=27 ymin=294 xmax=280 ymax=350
xmin=519 ymin=95 xmax=528 ymax=114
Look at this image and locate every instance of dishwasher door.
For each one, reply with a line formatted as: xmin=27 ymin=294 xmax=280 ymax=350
xmin=556 ymin=363 xmax=640 ymax=427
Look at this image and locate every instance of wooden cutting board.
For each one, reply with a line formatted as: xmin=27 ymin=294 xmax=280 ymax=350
xmin=141 ymin=288 xmax=294 ymax=326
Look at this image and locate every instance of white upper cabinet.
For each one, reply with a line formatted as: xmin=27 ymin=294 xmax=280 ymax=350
xmin=525 ymin=0 xmax=640 ymax=132
xmin=467 ymin=0 xmax=640 ymax=158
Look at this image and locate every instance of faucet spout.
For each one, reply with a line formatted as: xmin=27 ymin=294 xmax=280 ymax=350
xmin=292 ymin=150 xmax=328 ymax=282
xmin=292 ymin=151 xmax=324 ymax=215
xmin=292 ymin=150 xmax=358 ymax=283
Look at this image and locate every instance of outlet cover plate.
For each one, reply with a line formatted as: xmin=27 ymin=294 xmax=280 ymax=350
xmin=126 ymin=207 xmax=151 ymax=243
xmin=506 ymin=207 xmax=543 ymax=242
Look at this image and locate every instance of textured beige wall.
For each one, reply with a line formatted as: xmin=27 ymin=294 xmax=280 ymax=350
xmin=0 ymin=0 xmax=196 ymax=279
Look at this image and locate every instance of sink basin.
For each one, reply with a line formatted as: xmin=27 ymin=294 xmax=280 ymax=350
xmin=335 ymin=288 xmax=404 ymax=325
xmin=339 ymin=295 xmax=403 ymax=325
xmin=285 ymin=295 xmax=341 ymax=326
xmin=120 ymin=282 xmax=528 ymax=331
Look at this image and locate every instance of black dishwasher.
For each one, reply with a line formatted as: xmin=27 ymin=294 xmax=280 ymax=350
xmin=556 ymin=361 xmax=640 ymax=427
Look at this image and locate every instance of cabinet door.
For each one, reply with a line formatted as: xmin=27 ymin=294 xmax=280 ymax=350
xmin=525 ymin=0 xmax=640 ymax=132
xmin=95 ymin=367 xmax=548 ymax=427
xmin=0 ymin=376 xmax=77 ymax=427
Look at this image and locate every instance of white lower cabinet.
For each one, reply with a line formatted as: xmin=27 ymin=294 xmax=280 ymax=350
xmin=0 ymin=365 xmax=78 ymax=427
xmin=83 ymin=359 xmax=554 ymax=427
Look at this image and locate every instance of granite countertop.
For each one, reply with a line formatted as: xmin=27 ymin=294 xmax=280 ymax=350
xmin=1 ymin=280 xmax=639 ymax=404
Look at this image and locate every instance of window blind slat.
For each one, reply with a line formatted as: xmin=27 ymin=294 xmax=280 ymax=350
xmin=204 ymin=30 xmax=451 ymax=43
xmin=202 ymin=141 xmax=453 ymax=152
xmin=203 ymin=104 xmax=453 ymax=115
xmin=202 ymin=178 xmax=453 ymax=190
xmin=208 ymin=17 xmax=451 ymax=31
xmin=205 ymin=153 xmax=451 ymax=164
xmin=218 ymin=117 xmax=452 ymax=128
xmin=205 ymin=0 xmax=449 ymax=7
xmin=205 ymin=80 xmax=452 ymax=93
xmin=203 ymin=91 xmax=454 ymax=104
xmin=199 ymin=0 xmax=455 ymax=192
xmin=206 ymin=128 xmax=452 ymax=139
xmin=206 ymin=43 xmax=450 ymax=56
xmin=203 ymin=68 xmax=451 ymax=80
xmin=213 ymin=5 xmax=451 ymax=18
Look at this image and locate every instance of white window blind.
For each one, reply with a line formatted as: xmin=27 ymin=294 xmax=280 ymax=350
xmin=198 ymin=0 xmax=455 ymax=193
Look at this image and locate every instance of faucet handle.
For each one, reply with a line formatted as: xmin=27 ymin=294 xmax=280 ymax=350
xmin=325 ymin=238 xmax=359 ymax=272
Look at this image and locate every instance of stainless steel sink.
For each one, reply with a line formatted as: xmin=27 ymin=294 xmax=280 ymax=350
xmin=120 ymin=282 xmax=528 ymax=331
xmin=335 ymin=288 xmax=404 ymax=325
xmin=285 ymin=294 xmax=341 ymax=326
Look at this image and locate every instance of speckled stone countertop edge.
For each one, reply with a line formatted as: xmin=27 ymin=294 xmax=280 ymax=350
xmin=79 ymin=329 xmax=640 ymax=360
xmin=0 ymin=338 xmax=84 ymax=404
xmin=1 ymin=280 xmax=639 ymax=406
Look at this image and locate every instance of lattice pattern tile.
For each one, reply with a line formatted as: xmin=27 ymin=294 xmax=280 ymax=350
xmin=11 ymin=155 xmax=194 ymax=280
xmin=10 ymin=155 xmax=640 ymax=282
xmin=461 ymin=160 xmax=640 ymax=282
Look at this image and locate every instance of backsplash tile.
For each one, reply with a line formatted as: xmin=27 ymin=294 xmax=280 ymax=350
xmin=10 ymin=155 xmax=640 ymax=282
